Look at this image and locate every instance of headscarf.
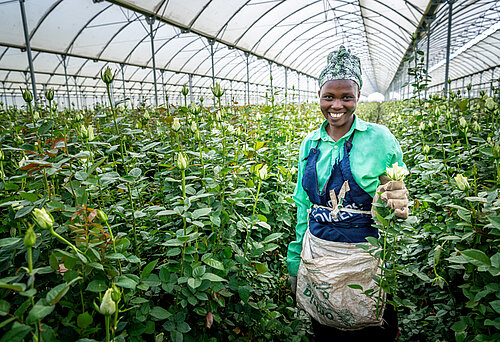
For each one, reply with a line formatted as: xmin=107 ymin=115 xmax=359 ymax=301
xmin=318 ymin=46 xmax=362 ymax=89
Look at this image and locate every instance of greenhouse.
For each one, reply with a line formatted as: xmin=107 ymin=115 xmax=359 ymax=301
xmin=0 ymin=0 xmax=499 ymax=341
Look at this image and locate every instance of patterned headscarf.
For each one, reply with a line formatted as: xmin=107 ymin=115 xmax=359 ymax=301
xmin=318 ymin=46 xmax=362 ymax=90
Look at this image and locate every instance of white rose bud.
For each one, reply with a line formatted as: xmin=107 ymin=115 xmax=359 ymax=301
xmin=454 ymin=174 xmax=469 ymax=191
xmin=32 ymin=208 xmax=54 ymax=230
xmin=176 ymin=152 xmax=188 ymax=170
xmin=385 ymin=163 xmax=409 ymax=181
xmin=99 ymin=288 xmax=116 ymax=316
xmin=172 ymin=118 xmax=181 ymax=131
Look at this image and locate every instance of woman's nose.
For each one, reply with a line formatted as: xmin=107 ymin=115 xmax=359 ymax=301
xmin=330 ymin=99 xmax=342 ymax=109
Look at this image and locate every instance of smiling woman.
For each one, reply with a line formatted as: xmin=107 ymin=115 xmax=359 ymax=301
xmin=287 ymin=46 xmax=409 ymax=341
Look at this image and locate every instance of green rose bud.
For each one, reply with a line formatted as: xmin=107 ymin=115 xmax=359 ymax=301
xmin=96 ymin=209 xmax=108 ymax=223
xmin=111 ymin=284 xmax=121 ymax=302
xmin=194 ymin=129 xmax=201 ymax=141
xmin=199 ymin=96 xmax=204 ymax=104
xmin=33 ymin=111 xmax=40 ymax=121
xmin=176 ymin=152 xmax=188 ymax=170
xmin=24 ymin=226 xmax=36 ymax=248
xmin=99 ymin=288 xmax=116 ymax=316
xmin=454 ymin=174 xmax=469 ymax=191
xmin=211 ymin=83 xmax=225 ymax=98
xmin=418 ymin=122 xmax=426 ymax=131
xmin=492 ymin=143 xmax=500 ymax=160
xmin=45 ymin=88 xmax=54 ymax=101
xmin=422 ymin=145 xmax=430 ymax=154
xmin=101 ymin=66 xmax=115 ymax=85
xmin=472 ymin=121 xmax=481 ymax=132
xmin=459 ymin=117 xmax=467 ymax=128
xmin=32 ymin=208 xmax=54 ymax=230
xmin=0 ymin=150 xmax=4 ymax=160
xmin=181 ymin=85 xmax=189 ymax=97
xmin=466 ymin=83 xmax=472 ymax=91
xmin=20 ymin=87 xmax=33 ymax=103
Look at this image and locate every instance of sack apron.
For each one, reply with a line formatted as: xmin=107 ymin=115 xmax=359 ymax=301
xmin=296 ymin=132 xmax=385 ymax=330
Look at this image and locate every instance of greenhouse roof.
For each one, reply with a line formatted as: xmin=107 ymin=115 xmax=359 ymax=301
xmin=0 ymin=0 xmax=499 ymax=103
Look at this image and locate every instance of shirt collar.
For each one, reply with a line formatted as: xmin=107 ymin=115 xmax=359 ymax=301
xmin=311 ymin=114 xmax=368 ymax=142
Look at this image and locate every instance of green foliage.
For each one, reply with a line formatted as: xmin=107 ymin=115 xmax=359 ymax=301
xmin=0 ymin=96 xmax=315 ymax=341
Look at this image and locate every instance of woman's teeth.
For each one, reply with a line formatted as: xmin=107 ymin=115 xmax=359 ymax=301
xmin=329 ymin=113 xmax=343 ymax=118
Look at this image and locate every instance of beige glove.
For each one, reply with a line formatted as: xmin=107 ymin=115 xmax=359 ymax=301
xmin=372 ymin=175 xmax=409 ymax=219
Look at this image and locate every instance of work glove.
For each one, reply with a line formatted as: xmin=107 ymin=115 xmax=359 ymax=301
xmin=289 ymin=276 xmax=297 ymax=294
xmin=372 ymin=175 xmax=409 ymax=219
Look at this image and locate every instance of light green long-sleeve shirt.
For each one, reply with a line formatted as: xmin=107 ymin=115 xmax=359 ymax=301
xmin=286 ymin=116 xmax=405 ymax=276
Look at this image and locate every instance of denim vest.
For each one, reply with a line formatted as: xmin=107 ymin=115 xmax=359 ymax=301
xmin=301 ymin=131 xmax=377 ymax=242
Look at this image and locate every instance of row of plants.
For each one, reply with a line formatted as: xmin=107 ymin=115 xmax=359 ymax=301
xmin=0 ymin=62 xmax=499 ymax=341
xmin=0 ymin=72 xmax=321 ymax=341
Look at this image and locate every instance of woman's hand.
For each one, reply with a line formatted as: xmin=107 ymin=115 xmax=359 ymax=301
xmin=372 ymin=176 xmax=409 ymax=219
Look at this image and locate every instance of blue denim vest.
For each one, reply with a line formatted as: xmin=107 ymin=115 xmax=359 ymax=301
xmin=301 ymin=131 xmax=377 ymax=242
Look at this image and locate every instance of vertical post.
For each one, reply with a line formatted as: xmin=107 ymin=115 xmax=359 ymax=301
xmin=491 ymin=68 xmax=495 ymax=97
xmin=284 ymin=67 xmax=287 ymax=106
xmin=425 ymin=18 xmax=432 ymax=99
xmin=146 ymin=16 xmax=158 ymax=107
xmin=62 ymin=55 xmax=71 ymax=109
xmin=306 ymin=77 xmax=310 ymax=102
xmin=189 ymin=74 xmax=193 ymax=105
xmin=209 ymin=39 xmax=215 ymax=87
xmin=19 ymin=0 xmax=37 ymax=101
xmin=73 ymin=76 xmax=80 ymax=109
xmin=444 ymin=0 xmax=453 ymax=96
xmin=161 ymin=70 xmax=166 ymax=104
xmin=121 ymin=63 xmax=126 ymax=104
xmin=245 ymin=52 xmax=250 ymax=105
xmin=230 ymin=80 xmax=233 ymax=105
xmin=269 ymin=61 xmax=273 ymax=98
xmin=297 ymin=72 xmax=300 ymax=103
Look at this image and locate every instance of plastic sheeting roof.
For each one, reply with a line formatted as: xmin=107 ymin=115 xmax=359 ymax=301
xmin=0 ymin=0 xmax=499 ymax=106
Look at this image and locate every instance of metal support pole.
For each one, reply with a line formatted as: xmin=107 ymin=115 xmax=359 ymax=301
xmin=188 ymin=74 xmax=193 ymax=105
xmin=306 ymin=77 xmax=310 ymax=102
xmin=19 ymin=0 xmax=37 ymax=101
xmin=146 ymin=16 xmax=158 ymax=107
xmin=297 ymin=72 xmax=300 ymax=103
xmin=245 ymin=52 xmax=250 ymax=105
xmin=161 ymin=70 xmax=166 ymax=104
xmin=491 ymin=68 xmax=495 ymax=97
xmin=120 ymin=63 xmax=126 ymax=104
xmin=73 ymin=76 xmax=80 ymax=109
xmin=284 ymin=67 xmax=287 ymax=106
xmin=62 ymin=55 xmax=71 ymax=110
xmin=269 ymin=62 xmax=273 ymax=99
xmin=230 ymin=80 xmax=233 ymax=105
xmin=425 ymin=21 xmax=431 ymax=99
xmin=444 ymin=0 xmax=453 ymax=96
xmin=209 ymin=39 xmax=215 ymax=87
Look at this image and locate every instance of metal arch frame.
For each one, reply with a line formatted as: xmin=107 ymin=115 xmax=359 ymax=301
xmin=27 ymin=0 xmax=63 ymax=40
xmin=187 ymin=0 xmax=213 ymax=28
xmin=280 ymin=21 xmax=405 ymax=75
xmin=214 ymin=0 xmax=252 ymax=40
xmin=105 ymin=0 xmax=315 ymax=77
xmin=271 ymin=14 xmax=408 ymax=72
xmin=232 ymin=0 xmax=287 ymax=46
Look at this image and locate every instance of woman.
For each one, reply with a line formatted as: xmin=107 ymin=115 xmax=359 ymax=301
xmin=287 ymin=46 xmax=408 ymax=341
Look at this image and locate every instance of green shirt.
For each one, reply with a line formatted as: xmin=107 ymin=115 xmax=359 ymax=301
xmin=286 ymin=116 xmax=405 ymax=276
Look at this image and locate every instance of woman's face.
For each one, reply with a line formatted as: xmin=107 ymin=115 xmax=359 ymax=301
xmin=318 ymin=79 xmax=360 ymax=133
